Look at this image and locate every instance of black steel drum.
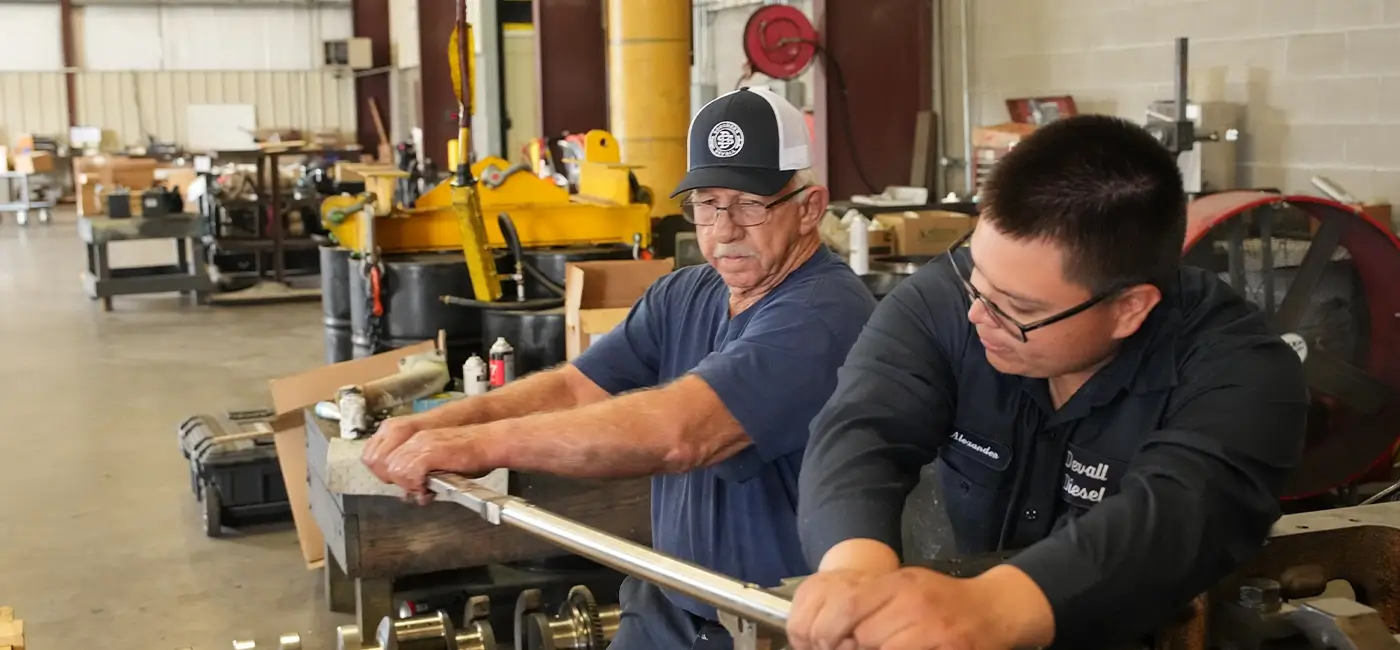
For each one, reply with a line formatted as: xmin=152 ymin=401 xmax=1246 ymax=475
xmin=320 ymin=246 xmax=353 ymax=363
xmin=348 ymin=252 xmax=484 ymax=359
xmin=481 ymin=307 xmax=567 ymax=377
xmin=512 ymin=246 xmax=635 ymax=299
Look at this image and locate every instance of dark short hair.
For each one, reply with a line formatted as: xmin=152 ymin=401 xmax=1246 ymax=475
xmin=980 ymin=114 xmax=1186 ymax=294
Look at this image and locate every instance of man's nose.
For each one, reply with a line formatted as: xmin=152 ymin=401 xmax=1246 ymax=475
xmin=713 ymin=210 xmax=745 ymax=242
xmin=966 ymin=294 xmax=991 ymax=326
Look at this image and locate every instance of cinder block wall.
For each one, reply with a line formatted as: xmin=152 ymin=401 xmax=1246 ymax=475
xmin=945 ymin=0 xmax=1400 ymax=203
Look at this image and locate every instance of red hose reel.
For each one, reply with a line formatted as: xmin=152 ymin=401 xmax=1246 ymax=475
xmin=1184 ymin=191 xmax=1400 ymax=499
xmin=742 ymin=5 xmax=819 ymax=81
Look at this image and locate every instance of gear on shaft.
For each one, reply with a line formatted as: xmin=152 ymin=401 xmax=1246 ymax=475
xmin=514 ymin=585 xmax=621 ymax=650
xmin=334 ymin=599 xmax=498 ymax=650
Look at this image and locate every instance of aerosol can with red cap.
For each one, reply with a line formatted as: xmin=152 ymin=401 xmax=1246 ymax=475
xmin=488 ymin=337 xmax=515 ymax=388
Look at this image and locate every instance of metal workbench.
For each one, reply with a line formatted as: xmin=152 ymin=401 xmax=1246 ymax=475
xmin=78 ymin=214 xmax=215 ymax=311
xmin=303 ymin=410 xmax=653 ymax=634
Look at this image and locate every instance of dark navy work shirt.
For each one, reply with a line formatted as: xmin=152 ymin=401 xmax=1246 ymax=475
xmin=799 ymin=248 xmax=1309 ymax=649
xmin=573 ymin=246 xmax=876 ymax=621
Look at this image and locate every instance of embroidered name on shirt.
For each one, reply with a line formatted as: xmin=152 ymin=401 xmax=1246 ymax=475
xmin=952 ymin=431 xmax=1000 ymax=462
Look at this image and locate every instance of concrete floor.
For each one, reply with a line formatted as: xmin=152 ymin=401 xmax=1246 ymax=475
xmin=0 ymin=207 xmax=349 ymax=649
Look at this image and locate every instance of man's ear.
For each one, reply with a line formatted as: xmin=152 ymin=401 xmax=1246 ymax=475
xmin=1110 ymin=283 xmax=1162 ymax=340
xmin=796 ymin=186 xmax=830 ymax=232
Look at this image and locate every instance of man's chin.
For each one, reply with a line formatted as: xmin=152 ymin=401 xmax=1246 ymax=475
xmin=984 ymin=350 xmax=1027 ymax=376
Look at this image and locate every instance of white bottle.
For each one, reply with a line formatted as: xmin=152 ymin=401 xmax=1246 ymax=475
xmin=847 ymin=211 xmax=871 ymax=275
xmin=462 ymin=354 xmax=489 ymax=396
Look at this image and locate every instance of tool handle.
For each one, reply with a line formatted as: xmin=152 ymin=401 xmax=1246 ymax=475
xmin=426 ymin=473 xmax=792 ymax=630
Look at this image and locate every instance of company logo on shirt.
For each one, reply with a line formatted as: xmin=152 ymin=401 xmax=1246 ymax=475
xmin=948 ymin=430 xmax=1011 ymax=471
xmin=1060 ymin=444 xmax=1125 ymax=510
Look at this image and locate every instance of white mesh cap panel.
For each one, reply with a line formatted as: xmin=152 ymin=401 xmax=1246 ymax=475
xmin=746 ymin=86 xmax=813 ymax=171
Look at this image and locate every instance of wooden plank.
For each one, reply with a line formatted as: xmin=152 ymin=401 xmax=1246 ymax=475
xmin=303 ymin=413 xmax=653 ymax=579
xmin=352 ymin=474 xmax=652 ymax=577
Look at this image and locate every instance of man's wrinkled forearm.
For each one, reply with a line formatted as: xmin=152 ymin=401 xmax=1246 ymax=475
xmin=473 ymin=376 xmax=747 ymax=480
xmin=409 ymin=366 xmax=587 ymax=430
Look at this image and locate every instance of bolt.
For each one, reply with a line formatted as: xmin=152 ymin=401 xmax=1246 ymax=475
xmin=1239 ymin=578 xmax=1283 ymax=612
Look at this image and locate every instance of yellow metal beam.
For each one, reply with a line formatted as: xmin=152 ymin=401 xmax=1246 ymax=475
xmin=606 ymin=0 xmax=690 ymax=218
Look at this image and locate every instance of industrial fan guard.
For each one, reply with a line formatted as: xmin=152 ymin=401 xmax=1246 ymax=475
xmin=1184 ymin=190 xmax=1400 ymax=500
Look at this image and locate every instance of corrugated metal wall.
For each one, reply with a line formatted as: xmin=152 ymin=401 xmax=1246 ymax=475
xmin=0 ymin=2 xmax=357 ymax=149
xmin=0 ymin=73 xmax=69 ymax=146
xmin=0 ymin=70 xmax=355 ymax=148
xmin=75 ymin=70 xmax=356 ymax=147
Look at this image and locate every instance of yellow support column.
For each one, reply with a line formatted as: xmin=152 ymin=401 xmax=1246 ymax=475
xmin=607 ymin=0 xmax=691 ymax=218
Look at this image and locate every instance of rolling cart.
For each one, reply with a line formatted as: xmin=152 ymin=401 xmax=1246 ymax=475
xmin=0 ymin=171 xmax=55 ymax=226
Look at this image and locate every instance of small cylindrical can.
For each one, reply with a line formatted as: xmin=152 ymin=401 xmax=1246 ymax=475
xmin=462 ymin=353 xmax=489 ymax=396
xmin=488 ymin=337 xmax=515 ymax=387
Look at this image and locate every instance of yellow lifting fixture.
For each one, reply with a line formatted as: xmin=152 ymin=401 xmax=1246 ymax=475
xmin=318 ymin=8 xmax=656 ymax=303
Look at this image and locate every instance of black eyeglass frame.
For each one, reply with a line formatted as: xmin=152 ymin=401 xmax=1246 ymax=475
xmin=946 ymin=229 xmax=1130 ymax=343
xmin=679 ymin=184 xmax=812 ymax=227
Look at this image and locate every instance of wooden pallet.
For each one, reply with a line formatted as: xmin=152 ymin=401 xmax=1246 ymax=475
xmin=0 ymin=606 xmax=24 ymax=650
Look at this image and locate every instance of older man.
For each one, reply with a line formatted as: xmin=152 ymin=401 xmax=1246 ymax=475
xmin=362 ymin=86 xmax=876 ymax=650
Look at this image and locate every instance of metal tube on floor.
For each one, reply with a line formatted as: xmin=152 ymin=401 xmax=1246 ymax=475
xmin=426 ymin=473 xmax=792 ymax=630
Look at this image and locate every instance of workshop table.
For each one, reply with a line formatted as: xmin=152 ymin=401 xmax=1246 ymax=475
xmin=78 ymin=215 xmax=214 ymax=311
xmin=303 ymin=411 xmax=653 ymax=633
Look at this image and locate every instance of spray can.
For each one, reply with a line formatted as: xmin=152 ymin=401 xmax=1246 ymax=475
xmin=847 ymin=210 xmax=871 ymax=275
xmin=462 ymin=354 xmax=489 ymax=396
xmin=488 ymin=337 xmax=515 ymax=388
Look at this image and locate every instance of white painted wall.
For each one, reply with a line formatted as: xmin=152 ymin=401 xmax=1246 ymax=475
xmin=945 ymin=0 xmax=1400 ymax=202
xmin=692 ymin=0 xmax=817 ymax=114
xmin=82 ymin=5 xmax=352 ymax=71
xmin=391 ymin=0 xmax=421 ymax=69
xmin=0 ymin=4 xmax=65 ymax=71
xmin=389 ymin=0 xmax=421 ymax=143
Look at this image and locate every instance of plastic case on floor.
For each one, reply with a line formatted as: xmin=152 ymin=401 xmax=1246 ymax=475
xmin=176 ymin=409 xmax=291 ymax=537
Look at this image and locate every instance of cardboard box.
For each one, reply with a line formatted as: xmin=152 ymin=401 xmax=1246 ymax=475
xmin=875 ymin=210 xmax=978 ymax=256
xmin=96 ymin=189 xmax=144 ymax=217
xmin=75 ymin=155 xmax=158 ymax=190
xmin=13 ymin=151 xmax=53 ymax=174
xmin=155 ymin=165 xmax=200 ymax=213
xmin=972 ymin=122 xmax=1038 ymax=149
xmin=268 ymin=341 xmax=436 ymax=568
xmin=565 ymin=259 xmax=674 ymax=360
xmin=867 ymin=229 xmax=896 ymax=256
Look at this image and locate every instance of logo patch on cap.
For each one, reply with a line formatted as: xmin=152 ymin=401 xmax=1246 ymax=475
xmin=707 ymin=121 xmax=745 ymax=158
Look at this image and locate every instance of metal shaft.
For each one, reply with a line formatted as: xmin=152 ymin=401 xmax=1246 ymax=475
xmin=1175 ymin=37 xmax=1188 ymax=119
xmin=959 ymin=0 xmax=974 ymax=197
xmin=427 ymin=473 xmax=792 ymax=630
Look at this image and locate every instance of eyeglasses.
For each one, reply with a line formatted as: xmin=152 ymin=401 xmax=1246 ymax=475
xmin=946 ymin=229 xmax=1125 ymax=343
xmin=680 ymin=185 xmax=811 ymax=227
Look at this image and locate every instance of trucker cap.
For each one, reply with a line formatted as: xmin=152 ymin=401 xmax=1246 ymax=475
xmin=670 ymin=86 xmax=813 ymax=198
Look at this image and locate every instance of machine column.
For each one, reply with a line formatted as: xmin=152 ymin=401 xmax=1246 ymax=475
xmin=606 ymin=0 xmax=691 ymax=217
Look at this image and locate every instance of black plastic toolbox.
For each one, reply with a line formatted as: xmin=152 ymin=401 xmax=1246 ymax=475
xmin=177 ymin=409 xmax=291 ymax=537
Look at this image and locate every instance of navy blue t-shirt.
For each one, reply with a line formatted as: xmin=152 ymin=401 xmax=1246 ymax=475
xmin=572 ymin=246 xmax=875 ymax=620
